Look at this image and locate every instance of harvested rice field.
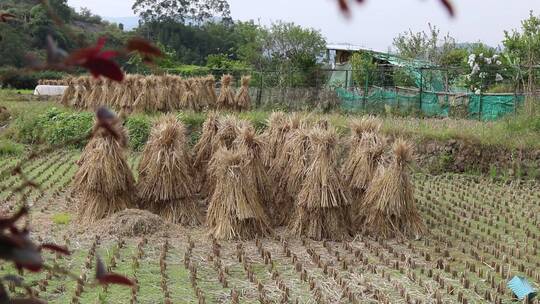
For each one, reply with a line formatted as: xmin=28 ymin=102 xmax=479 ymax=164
xmin=0 ymin=150 xmax=539 ymax=303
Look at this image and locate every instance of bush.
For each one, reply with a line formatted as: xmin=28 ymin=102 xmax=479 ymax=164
xmin=0 ymin=68 xmax=67 ymax=89
xmin=13 ymin=108 xmax=92 ymax=148
xmin=124 ymin=115 xmax=152 ymax=151
xmin=167 ymin=65 xmax=211 ymax=77
xmin=43 ymin=111 xmax=94 ymax=148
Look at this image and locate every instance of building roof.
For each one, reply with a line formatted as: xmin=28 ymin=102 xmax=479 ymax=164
xmin=326 ymin=44 xmax=369 ymax=52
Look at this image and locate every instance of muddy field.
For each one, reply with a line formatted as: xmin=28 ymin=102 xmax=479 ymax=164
xmin=0 ymin=151 xmax=539 ymax=303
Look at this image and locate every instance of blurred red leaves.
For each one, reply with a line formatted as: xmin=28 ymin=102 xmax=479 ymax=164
xmin=126 ymin=37 xmax=163 ymax=62
xmin=337 ymin=0 xmax=454 ymax=17
xmin=0 ymin=12 xmax=16 ymax=22
xmin=95 ymin=256 xmax=135 ymax=287
xmin=65 ymin=37 xmax=124 ymax=81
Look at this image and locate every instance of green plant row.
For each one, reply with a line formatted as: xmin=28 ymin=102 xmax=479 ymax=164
xmin=9 ymin=107 xmax=272 ymax=151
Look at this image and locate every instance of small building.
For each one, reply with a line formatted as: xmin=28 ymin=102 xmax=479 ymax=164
xmin=326 ymin=43 xmax=433 ymax=89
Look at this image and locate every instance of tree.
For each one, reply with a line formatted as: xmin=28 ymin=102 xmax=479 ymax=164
xmin=259 ymin=21 xmax=327 ymax=87
xmin=132 ymin=0 xmax=231 ymax=24
xmin=233 ymin=20 xmax=265 ymax=69
xmin=393 ymin=23 xmax=457 ymax=65
xmin=350 ymin=52 xmax=375 ymax=87
xmin=503 ymin=11 xmax=540 ymax=93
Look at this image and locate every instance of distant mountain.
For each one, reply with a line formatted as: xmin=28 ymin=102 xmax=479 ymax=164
xmin=103 ymin=16 xmax=140 ymax=30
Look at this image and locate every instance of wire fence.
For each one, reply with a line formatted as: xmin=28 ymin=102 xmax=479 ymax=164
xmin=168 ymin=65 xmax=540 ymax=120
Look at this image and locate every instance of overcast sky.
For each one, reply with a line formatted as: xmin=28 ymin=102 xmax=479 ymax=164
xmin=67 ymin=0 xmax=540 ymax=50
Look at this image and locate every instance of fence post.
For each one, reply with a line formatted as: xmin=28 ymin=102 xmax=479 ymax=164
xmin=419 ymin=68 xmax=423 ymax=115
xmin=363 ymin=68 xmax=368 ymax=111
xmin=345 ymin=70 xmax=349 ymax=90
xmin=478 ymin=92 xmax=483 ymax=121
xmin=257 ymin=69 xmax=263 ymax=107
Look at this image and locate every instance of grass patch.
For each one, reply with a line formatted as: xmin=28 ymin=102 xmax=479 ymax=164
xmin=3 ymin=90 xmax=540 ymax=151
xmin=52 ymin=212 xmax=72 ymax=225
xmin=0 ymin=139 xmax=24 ymax=156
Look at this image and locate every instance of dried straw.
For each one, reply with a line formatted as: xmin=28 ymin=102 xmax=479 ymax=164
xmin=72 ymin=109 xmax=135 ymax=223
xmin=205 ymin=75 xmax=217 ymax=108
xmin=342 ymin=132 xmax=387 ymax=228
xmin=361 ymin=138 xmax=425 ymax=239
xmin=216 ymin=74 xmax=235 ymax=110
xmin=137 ymin=115 xmax=202 ymax=225
xmin=206 ymin=148 xmax=272 ymax=240
xmin=233 ymin=123 xmax=274 ymax=218
xmin=289 ymin=127 xmax=351 ymax=240
xmin=235 ymin=75 xmax=251 ymax=111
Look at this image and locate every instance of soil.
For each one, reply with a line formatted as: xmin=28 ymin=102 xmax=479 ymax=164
xmin=414 ymin=138 xmax=540 ymax=178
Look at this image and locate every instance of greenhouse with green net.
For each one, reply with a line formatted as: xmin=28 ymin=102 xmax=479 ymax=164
xmin=326 ymin=45 xmax=525 ymax=120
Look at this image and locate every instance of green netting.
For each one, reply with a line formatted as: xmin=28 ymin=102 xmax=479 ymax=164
xmin=468 ymin=94 xmax=525 ymax=121
xmin=328 ymin=62 xmax=354 ymax=88
xmin=337 ymin=87 xmax=523 ymax=120
xmin=336 ymin=87 xmax=449 ymax=117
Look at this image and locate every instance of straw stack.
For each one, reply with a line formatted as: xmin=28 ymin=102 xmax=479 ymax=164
xmin=216 ymin=74 xmax=235 ymax=110
xmin=361 ymin=138 xmax=425 ymax=238
xmin=72 ymin=108 xmax=135 ymax=222
xmin=206 ymin=148 xmax=271 ymax=240
xmin=137 ymin=115 xmax=202 ymax=225
xmin=289 ymin=127 xmax=351 ymax=240
xmin=235 ymin=75 xmax=251 ymax=111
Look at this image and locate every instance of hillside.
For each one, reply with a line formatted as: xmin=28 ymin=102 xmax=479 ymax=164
xmin=0 ymin=0 xmax=126 ymax=68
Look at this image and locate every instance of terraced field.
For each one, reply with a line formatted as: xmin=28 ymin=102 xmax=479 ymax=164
xmin=0 ymin=151 xmax=539 ymax=303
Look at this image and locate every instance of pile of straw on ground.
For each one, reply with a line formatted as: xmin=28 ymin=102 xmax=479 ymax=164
xmin=72 ymin=107 xmax=135 ymax=223
xmin=137 ymin=115 xmax=202 ymax=225
xmin=59 ymin=74 xmax=252 ymax=113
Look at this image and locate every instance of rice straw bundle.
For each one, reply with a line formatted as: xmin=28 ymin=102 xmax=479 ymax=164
xmin=100 ymin=78 xmax=112 ymax=108
xmin=261 ymin=112 xmax=288 ymax=168
xmin=193 ymin=112 xmax=220 ymax=198
xmin=133 ymin=77 xmax=149 ymax=112
xmin=289 ymin=127 xmax=351 ymax=240
xmin=70 ymin=77 xmax=85 ymax=108
xmin=235 ymin=75 xmax=251 ymax=111
xmin=206 ymin=148 xmax=271 ymax=240
xmin=342 ymin=132 xmax=387 ymax=228
xmin=194 ymin=78 xmax=208 ymax=109
xmin=216 ymin=74 xmax=235 ymax=110
xmin=348 ymin=116 xmax=382 ymax=145
xmin=193 ymin=112 xmax=220 ymax=173
xmin=181 ymin=79 xmax=199 ymax=111
xmin=86 ymin=78 xmax=103 ymax=110
xmin=137 ymin=115 xmax=202 ymax=225
xmin=232 ymin=123 xmax=274 ymax=218
xmin=72 ymin=108 xmax=135 ymax=223
xmin=80 ymin=78 xmax=92 ymax=106
xmin=272 ymin=125 xmax=310 ymax=225
xmin=361 ymin=138 xmax=425 ymax=239
xmin=211 ymin=116 xmax=239 ymax=151
xmin=119 ymin=77 xmax=136 ymax=110
xmin=205 ymin=75 xmax=217 ymax=108
xmin=60 ymin=77 xmax=75 ymax=106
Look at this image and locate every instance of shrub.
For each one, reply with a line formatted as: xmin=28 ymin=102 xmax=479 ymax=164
xmin=0 ymin=139 xmax=24 ymax=156
xmin=167 ymin=65 xmax=211 ymax=77
xmin=43 ymin=111 xmax=94 ymax=148
xmin=124 ymin=115 xmax=152 ymax=151
xmin=13 ymin=108 xmax=92 ymax=148
xmin=0 ymin=68 xmax=67 ymax=89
